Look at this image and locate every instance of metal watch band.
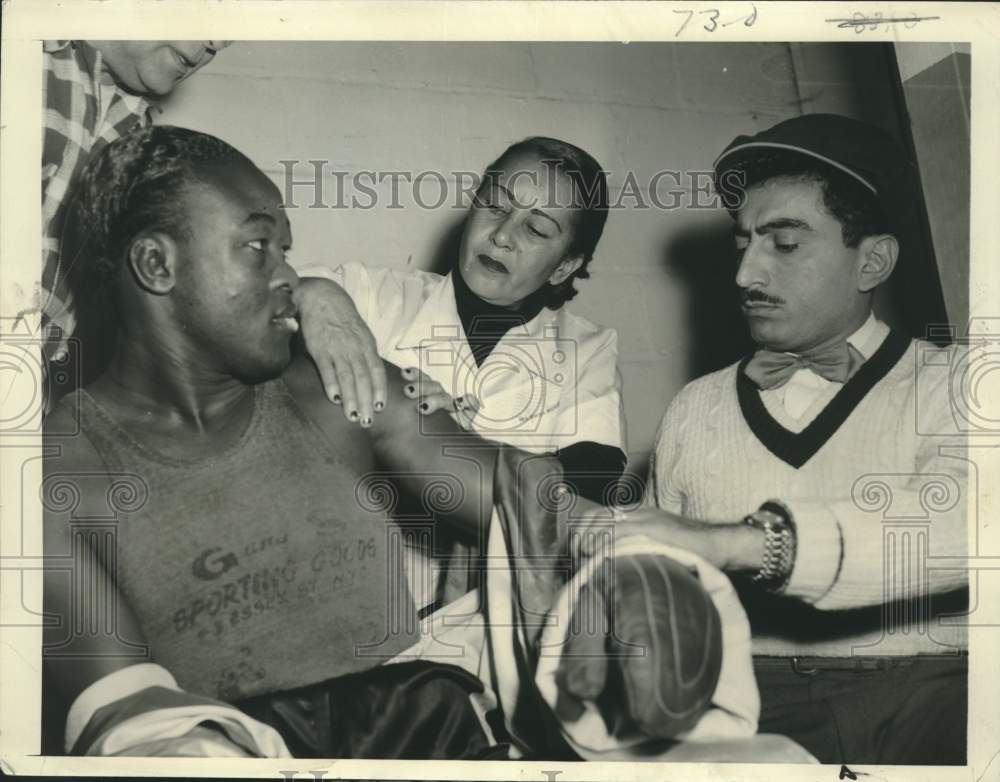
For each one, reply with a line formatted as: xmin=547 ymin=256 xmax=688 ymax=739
xmin=745 ymin=501 xmax=797 ymax=592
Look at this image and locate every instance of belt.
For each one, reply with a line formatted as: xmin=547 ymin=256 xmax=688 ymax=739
xmin=752 ymin=654 xmax=964 ymax=675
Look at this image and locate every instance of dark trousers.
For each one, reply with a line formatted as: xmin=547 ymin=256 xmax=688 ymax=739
xmin=236 ymin=660 xmax=510 ymax=759
xmin=754 ymin=655 xmax=967 ymax=765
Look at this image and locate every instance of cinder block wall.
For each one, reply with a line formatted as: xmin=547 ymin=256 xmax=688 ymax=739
xmin=160 ymin=42 xmax=898 ymax=474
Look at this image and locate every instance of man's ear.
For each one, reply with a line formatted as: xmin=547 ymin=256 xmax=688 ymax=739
xmin=549 ymin=254 xmax=584 ymax=286
xmin=126 ymin=233 xmax=178 ymax=295
xmin=857 ymin=234 xmax=899 ymax=293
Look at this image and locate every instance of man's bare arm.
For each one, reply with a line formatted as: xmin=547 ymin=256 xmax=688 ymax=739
xmin=42 ymin=406 xmax=151 ymax=706
xmin=368 ymin=362 xmax=503 ymax=534
xmin=285 ymin=354 xmax=565 ymax=537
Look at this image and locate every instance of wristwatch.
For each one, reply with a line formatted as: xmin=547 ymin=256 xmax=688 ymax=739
xmin=743 ymin=500 xmax=797 ymax=593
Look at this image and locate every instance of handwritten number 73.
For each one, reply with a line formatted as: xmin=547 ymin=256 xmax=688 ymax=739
xmin=674 ymin=5 xmax=758 ymax=37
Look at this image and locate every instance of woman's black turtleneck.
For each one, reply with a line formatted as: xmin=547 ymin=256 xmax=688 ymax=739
xmin=452 ymin=263 xmax=546 ymax=367
xmin=451 ymin=268 xmax=627 ymax=505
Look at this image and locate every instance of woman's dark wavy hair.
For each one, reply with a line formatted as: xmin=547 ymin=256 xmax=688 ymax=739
xmin=63 ymin=124 xmax=247 ymax=298
xmin=716 ymin=148 xmax=888 ymax=248
xmin=482 ymin=136 xmax=609 ymax=309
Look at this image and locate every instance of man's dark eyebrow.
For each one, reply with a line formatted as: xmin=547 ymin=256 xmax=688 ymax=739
xmin=755 ymin=218 xmax=812 ymax=233
xmin=242 ymin=212 xmax=277 ymax=226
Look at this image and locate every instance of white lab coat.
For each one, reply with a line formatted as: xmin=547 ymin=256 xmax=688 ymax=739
xmin=301 ymin=262 xmax=626 ymax=455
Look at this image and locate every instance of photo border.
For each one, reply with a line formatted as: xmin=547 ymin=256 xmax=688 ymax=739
xmin=2 ymin=2 xmax=996 ymax=780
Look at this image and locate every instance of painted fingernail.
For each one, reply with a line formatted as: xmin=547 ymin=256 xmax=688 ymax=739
xmin=349 ymin=410 xmax=359 ymax=421
xmin=374 ymin=401 xmax=385 ymax=412
xmin=419 ymin=402 xmax=430 ymax=412
xmin=403 ymin=367 xmax=416 ymax=378
xmin=406 ymin=385 xmax=415 ymax=395
xmin=361 ymin=416 xmax=373 ymax=427
xmin=332 ymin=394 xmax=342 ymax=404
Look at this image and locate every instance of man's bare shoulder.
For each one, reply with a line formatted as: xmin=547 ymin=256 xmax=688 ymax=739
xmin=281 ymin=353 xmax=430 ymax=449
xmin=280 ymin=354 xmax=389 ymax=455
xmin=282 ymin=353 xmax=346 ymax=429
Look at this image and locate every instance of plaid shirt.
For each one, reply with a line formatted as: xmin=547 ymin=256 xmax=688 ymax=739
xmin=41 ymin=40 xmax=153 ymax=344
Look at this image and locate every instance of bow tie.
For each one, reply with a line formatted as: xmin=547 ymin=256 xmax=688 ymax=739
xmin=744 ymin=342 xmax=865 ymax=390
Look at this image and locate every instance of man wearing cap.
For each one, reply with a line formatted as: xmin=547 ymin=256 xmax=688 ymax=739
xmin=606 ymin=114 xmax=968 ymax=764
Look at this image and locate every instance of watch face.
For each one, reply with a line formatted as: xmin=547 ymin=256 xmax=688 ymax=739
xmin=746 ymin=510 xmax=778 ymax=530
xmin=755 ymin=509 xmax=786 ymax=529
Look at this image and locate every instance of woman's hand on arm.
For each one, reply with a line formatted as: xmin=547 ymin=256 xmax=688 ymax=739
xmin=399 ymin=366 xmax=481 ymax=428
xmin=294 ymin=276 xmax=387 ymax=425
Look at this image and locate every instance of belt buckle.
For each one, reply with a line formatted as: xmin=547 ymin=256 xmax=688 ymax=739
xmin=790 ymin=656 xmax=894 ymax=674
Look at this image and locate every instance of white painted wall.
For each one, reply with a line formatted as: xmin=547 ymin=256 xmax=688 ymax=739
xmin=159 ymin=42 xmax=899 ymax=471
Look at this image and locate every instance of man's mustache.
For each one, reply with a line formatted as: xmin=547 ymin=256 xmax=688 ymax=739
xmin=740 ymin=290 xmax=784 ymax=306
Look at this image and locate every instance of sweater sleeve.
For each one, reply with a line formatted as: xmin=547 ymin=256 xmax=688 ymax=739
xmin=646 ymin=389 xmax=689 ymax=515
xmin=783 ymin=343 xmax=968 ymax=609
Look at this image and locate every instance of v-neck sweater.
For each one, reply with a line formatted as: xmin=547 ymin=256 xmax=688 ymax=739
xmin=647 ymin=336 xmax=968 ymax=657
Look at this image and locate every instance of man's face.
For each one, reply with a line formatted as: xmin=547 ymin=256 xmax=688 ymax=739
xmin=458 ymin=151 xmax=582 ymax=308
xmin=170 ymin=159 xmax=298 ymax=383
xmin=93 ymin=41 xmax=230 ymax=97
xmin=733 ymin=178 xmax=869 ymax=353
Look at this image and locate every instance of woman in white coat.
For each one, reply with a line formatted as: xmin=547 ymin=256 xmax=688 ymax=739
xmin=297 ymin=137 xmax=628 ymax=611
xmin=300 ymin=137 xmax=627 ymax=503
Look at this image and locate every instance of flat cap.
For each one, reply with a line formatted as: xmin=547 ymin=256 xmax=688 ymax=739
xmin=714 ymin=113 xmax=913 ymax=209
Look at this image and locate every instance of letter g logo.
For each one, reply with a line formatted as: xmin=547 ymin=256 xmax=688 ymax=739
xmin=192 ymin=547 xmax=239 ymax=580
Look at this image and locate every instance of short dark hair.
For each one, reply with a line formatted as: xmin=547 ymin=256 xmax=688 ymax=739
xmin=64 ymin=125 xmax=247 ymax=295
xmin=483 ymin=136 xmax=609 ymax=308
xmin=717 ymin=148 xmax=888 ymax=248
